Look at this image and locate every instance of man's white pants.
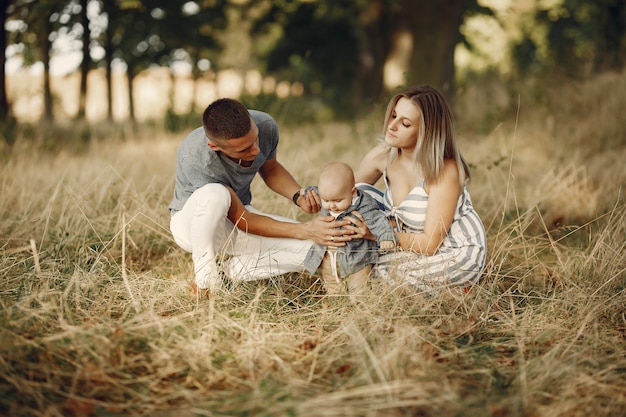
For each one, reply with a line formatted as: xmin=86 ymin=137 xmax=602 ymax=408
xmin=170 ymin=183 xmax=313 ymax=288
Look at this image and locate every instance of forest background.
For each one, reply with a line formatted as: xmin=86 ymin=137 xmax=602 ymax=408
xmin=0 ymin=0 xmax=625 ymax=416
xmin=1 ymin=0 xmax=624 ymax=126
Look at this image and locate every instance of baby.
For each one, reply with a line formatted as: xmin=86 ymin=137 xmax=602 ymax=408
xmin=303 ymin=162 xmax=396 ymax=298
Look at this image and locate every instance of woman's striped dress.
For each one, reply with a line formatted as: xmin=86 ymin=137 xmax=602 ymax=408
xmin=358 ymin=173 xmax=487 ymax=292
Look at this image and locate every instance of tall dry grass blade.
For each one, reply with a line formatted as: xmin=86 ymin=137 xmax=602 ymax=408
xmin=492 ymin=94 xmax=522 ymax=248
xmin=509 ymin=294 xmax=528 ymax=408
xmin=122 ymin=213 xmax=141 ymax=312
xmin=39 ymin=174 xmax=64 ymax=248
xmin=343 ymin=322 xmax=390 ymax=390
xmin=1 ymin=245 xmax=31 ymax=255
xmin=29 ymin=238 xmax=41 ymax=275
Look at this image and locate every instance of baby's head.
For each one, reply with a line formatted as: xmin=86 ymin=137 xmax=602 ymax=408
xmin=318 ymin=162 xmax=356 ymax=214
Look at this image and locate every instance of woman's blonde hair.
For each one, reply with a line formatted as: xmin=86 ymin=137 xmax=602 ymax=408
xmin=382 ymin=85 xmax=470 ymax=188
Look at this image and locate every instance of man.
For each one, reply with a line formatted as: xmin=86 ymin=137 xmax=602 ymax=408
xmin=169 ymin=98 xmax=352 ymax=292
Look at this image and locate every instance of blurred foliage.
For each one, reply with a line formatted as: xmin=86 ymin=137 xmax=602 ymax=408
xmin=511 ymin=0 xmax=626 ymax=78
xmin=2 ymin=0 xmax=625 ymax=125
xmin=239 ymin=91 xmax=337 ymax=126
xmin=164 ymin=109 xmax=202 ymax=133
xmin=250 ymin=0 xmax=487 ymax=114
xmin=251 ymin=0 xmax=363 ymax=116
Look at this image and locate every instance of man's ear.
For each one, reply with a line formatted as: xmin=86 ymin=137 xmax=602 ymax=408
xmin=207 ymin=141 xmax=220 ymax=151
xmin=351 ymin=186 xmax=357 ymax=196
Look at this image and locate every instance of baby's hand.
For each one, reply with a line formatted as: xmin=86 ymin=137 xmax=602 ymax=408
xmin=379 ymin=240 xmax=395 ymax=251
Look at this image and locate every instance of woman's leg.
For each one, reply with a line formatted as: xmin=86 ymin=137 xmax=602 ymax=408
xmin=374 ymin=250 xmax=479 ymax=293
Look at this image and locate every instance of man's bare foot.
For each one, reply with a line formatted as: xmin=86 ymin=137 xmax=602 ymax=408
xmin=190 ymin=281 xmax=210 ymax=298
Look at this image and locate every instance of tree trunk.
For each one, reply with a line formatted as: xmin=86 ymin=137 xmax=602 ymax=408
xmin=106 ymin=52 xmax=113 ymax=121
xmin=103 ymin=0 xmax=115 ymax=121
xmin=77 ymin=0 xmax=90 ymax=119
xmin=0 ymin=1 xmax=8 ymax=121
xmin=190 ymin=49 xmax=200 ymax=113
xmin=400 ymin=0 xmax=469 ymax=99
xmin=593 ymin=1 xmax=626 ymax=73
xmin=169 ymin=68 xmax=176 ymax=115
xmin=42 ymin=14 xmax=53 ymax=121
xmin=127 ymin=64 xmax=135 ymax=121
xmin=356 ymin=0 xmax=393 ymax=105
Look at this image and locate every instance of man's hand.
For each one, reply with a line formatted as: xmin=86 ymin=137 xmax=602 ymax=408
xmin=296 ymin=188 xmax=321 ymax=213
xmin=301 ymin=215 xmax=355 ymax=246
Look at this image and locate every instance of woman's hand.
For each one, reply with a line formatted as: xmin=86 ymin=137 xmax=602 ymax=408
xmin=345 ymin=211 xmax=377 ymax=241
xmin=303 ymin=215 xmax=354 ymax=247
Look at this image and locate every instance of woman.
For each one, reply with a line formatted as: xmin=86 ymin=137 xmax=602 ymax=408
xmin=351 ymin=85 xmax=487 ymax=292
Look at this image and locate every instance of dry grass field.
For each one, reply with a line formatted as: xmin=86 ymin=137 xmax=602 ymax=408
xmin=0 ymin=69 xmax=625 ymax=416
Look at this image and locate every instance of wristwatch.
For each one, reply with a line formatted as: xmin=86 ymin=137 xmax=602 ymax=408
xmin=292 ymin=189 xmax=303 ymax=205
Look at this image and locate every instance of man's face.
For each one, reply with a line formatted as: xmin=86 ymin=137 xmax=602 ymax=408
xmin=208 ymin=121 xmax=260 ymax=163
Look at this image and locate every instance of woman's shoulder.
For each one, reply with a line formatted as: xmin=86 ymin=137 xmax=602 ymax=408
xmin=425 ymin=159 xmax=461 ymax=195
xmin=355 ymin=143 xmax=388 ymax=183
xmin=363 ymin=143 xmax=389 ymax=164
xmin=442 ymin=158 xmax=459 ymax=173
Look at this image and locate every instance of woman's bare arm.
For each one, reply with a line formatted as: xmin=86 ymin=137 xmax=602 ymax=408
xmin=395 ymin=160 xmax=460 ymax=255
xmin=347 ymin=160 xmax=460 ymax=255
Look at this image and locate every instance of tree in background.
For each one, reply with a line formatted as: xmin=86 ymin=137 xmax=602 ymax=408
xmin=249 ymin=0 xmax=482 ymax=114
xmin=77 ymin=0 xmax=90 ymax=119
xmin=8 ymin=0 xmax=69 ymax=121
xmin=399 ymin=0 xmax=475 ymax=97
xmin=98 ymin=0 xmax=116 ymax=121
xmin=93 ymin=0 xmax=226 ymax=122
xmin=152 ymin=0 xmax=227 ymax=114
xmin=511 ymin=0 xmax=626 ymax=78
xmin=355 ymin=0 xmax=394 ymax=107
xmin=3 ymin=0 xmax=625 ymax=123
xmin=2 ymin=0 xmax=226 ymax=123
xmin=0 ymin=1 xmax=9 ymax=122
xmin=100 ymin=0 xmax=167 ymax=121
xmin=251 ymin=0 xmax=363 ymax=115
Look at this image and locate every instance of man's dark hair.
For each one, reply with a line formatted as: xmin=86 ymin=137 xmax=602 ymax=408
xmin=203 ymin=98 xmax=251 ymax=141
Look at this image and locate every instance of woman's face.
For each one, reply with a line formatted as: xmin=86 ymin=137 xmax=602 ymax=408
xmin=384 ymin=97 xmax=421 ymax=151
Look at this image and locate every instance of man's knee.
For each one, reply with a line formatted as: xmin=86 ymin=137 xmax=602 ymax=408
xmin=193 ymin=183 xmax=231 ymax=213
xmin=170 ymin=183 xmax=232 ymax=251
